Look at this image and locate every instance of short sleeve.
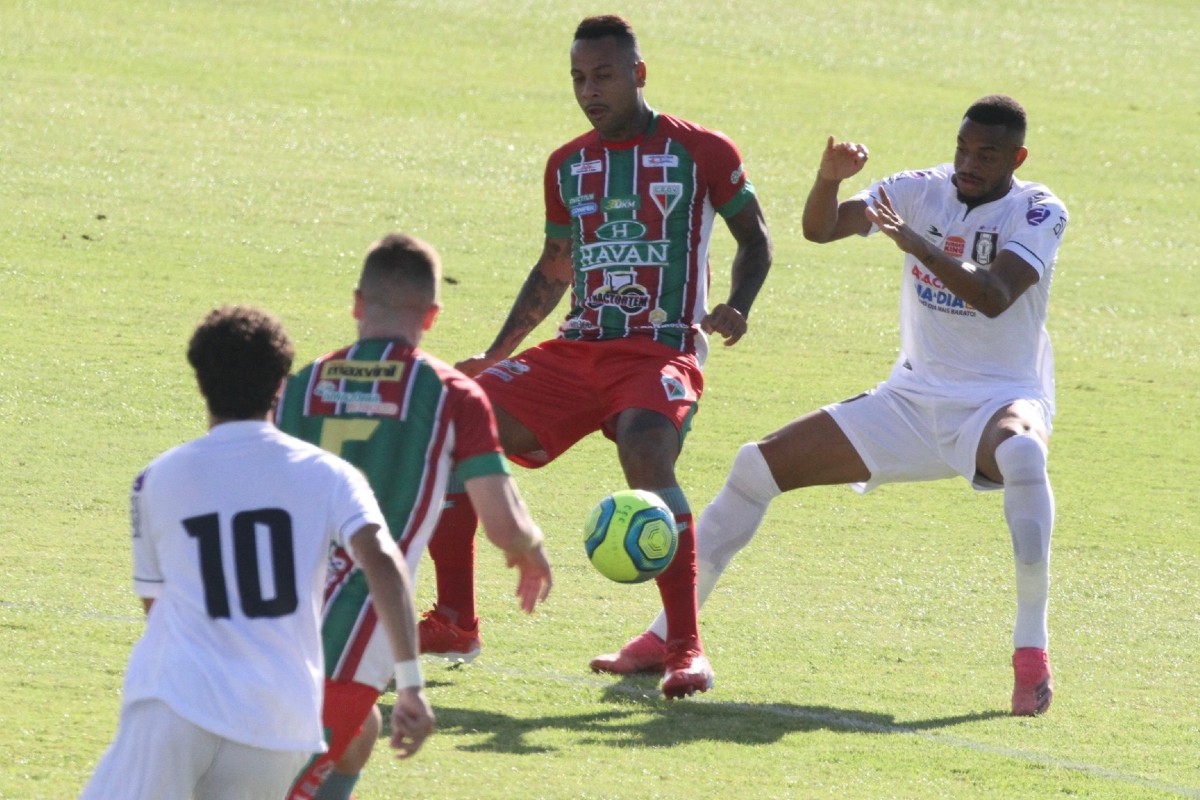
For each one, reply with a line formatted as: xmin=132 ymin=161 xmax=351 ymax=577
xmin=130 ymin=468 xmax=165 ymax=599
xmin=330 ymin=461 xmax=388 ymax=549
xmin=1002 ymin=194 xmax=1068 ymax=278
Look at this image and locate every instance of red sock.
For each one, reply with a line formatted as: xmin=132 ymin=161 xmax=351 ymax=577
xmin=655 ymin=512 xmax=700 ymax=646
xmin=428 ymin=491 xmax=479 ymax=625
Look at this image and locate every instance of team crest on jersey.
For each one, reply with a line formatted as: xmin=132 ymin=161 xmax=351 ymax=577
xmin=643 ymin=154 xmax=678 ymax=168
xmin=585 ymin=271 xmax=651 ymax=314
xmin=972 ymin=231 xmax=998 ymax=265
xmin=943 ymin=236 xmax=966 ymax=257
xmin=649 ymin=182 xmax=683 ymax=218
xmin=571 ymin=159 xmax=603 ymax=176
xmin=661 ymin=374 xmax=687 ymax=401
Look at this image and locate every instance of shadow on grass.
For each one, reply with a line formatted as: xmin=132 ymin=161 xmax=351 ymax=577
xmin=379 ymin=676 xmax=1006 ymax=754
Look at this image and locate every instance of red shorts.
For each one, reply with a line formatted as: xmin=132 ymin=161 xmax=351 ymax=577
xmin=476 ymin=338 xmax=703 ymax=468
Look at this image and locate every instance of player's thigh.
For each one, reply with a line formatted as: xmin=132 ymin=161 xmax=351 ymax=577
xmin=757 ymin=408 xmax=871 ymax=491
xmin=80 ymin=699 xmax=217 ymax=800
xmin=195 ymin=740 xmax=309 ymax=800
xmin=821 ymin=389 xmax=957 ymax=491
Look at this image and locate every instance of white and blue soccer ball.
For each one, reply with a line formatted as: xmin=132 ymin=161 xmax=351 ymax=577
xmin=583 ymin=489 xmax=678 ymax=583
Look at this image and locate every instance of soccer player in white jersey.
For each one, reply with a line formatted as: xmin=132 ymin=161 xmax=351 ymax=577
xmin=79 ymin=306 xmax=435 ymax=800
xmin=610 ymin=94 xmax=1068 ymax=715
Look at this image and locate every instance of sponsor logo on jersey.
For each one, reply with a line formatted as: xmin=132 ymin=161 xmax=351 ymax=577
xmin=910 ymin=265 xmax=975 ymax=316
xmin=578 ymin=240 xmax=670 ymax=271
xmin=321 ymin=360 xmax=406 ymax=382
xmin=730 ymin=164 xmax=745 ymax=184
xmin=571 ymin=159 xmax=603 ymax=176
xmin=585 ymin=271 xmax=651 ymax=314
xmin=568 ymin=194 xmax=597 ymax=217
xmin=314 ymin=381 xmax=399 ymax=415
xmin=661 ymin=374 xmax=688 ymax=401
xmin=926 ymin=224 xmax=944 ymax=239
xmin=594 ymin=220 xmax=648 ymax=241
xmin=972 ymin=231 xmax=998 ymax=265
xmin=602 ymin=195 xmax=641 ymax=212
xmin=944 ymin=236 xmax=966 ymax=257
xmin=1026 ymin=207 xmax=1052 ymax=226
xmin=649 ymin=182 xmax=683 ymax=218
xmin=643 ymin=153 xmax=679 ymax=168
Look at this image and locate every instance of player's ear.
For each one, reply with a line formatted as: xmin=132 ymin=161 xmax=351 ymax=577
xmin=423 ymin=304 xmax=441 ymax=332
xmin=1012 ymin=146 xmax=1029 ymax=171
xmin=634 ymin=60 xmax=646 ymax=88
xmin=352 ymin=288 xmax=365 ymax=320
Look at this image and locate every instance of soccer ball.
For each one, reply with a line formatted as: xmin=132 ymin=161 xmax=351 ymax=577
xmin=583 ymin=489 xmax=678 ymax=583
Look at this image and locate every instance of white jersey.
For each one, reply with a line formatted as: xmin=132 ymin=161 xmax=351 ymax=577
xmin=854 ymin=164 xmax=1068 ymax=411
xmin=125 ymin=420 xmax=386 ymax=752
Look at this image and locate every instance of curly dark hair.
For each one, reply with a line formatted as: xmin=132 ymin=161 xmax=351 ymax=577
xmin=187 ymin=306 xmax=294 ymax=420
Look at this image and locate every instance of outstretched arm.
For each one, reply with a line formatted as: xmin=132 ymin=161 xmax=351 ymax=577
xmin=802 ymin=135 xmax=872 ymax=243
xmin=456 ymin=236 xmax=574 ymax=377
xmin=347 ymin=524 xmax=436 ymax=759
xmin=701 ymin=195 xmax=773 ymax=346
xmin=464 ymin=473 xmax=552 ymax=613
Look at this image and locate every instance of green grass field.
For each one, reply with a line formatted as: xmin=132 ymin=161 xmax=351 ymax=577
xmin=2 ymin=1 xmax=1198 ymax=798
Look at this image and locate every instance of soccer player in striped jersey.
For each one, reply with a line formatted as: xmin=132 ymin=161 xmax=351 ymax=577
xmin=422 ymin=14 xmax=773 ymax=699
xmin=276 ymin=234 xmax=552 ymax=799
xmin=80 ymin=306 xmax=433 ymax=800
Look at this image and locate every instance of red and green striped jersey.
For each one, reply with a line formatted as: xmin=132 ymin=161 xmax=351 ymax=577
xmin=544 ymin=111 xmax=755 ymax=362
xmin=274 ymin=338 xmax=506 ymax=684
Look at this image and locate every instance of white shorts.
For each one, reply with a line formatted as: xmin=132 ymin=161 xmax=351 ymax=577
xmin=80 ymin=699 xmax=311 ymax=800
xmin=824 ymin=377 xmax=1052 ymax=494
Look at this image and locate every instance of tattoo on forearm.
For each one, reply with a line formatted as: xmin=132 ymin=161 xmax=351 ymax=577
xmin=491 ymin=243 xmax=572 ymax=353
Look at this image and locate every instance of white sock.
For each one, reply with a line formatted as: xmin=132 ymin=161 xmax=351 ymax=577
xmin=995 ymin=434 xmax=1054 ymax=651
xmin=648 ymin=443 xmax=780 ymax=639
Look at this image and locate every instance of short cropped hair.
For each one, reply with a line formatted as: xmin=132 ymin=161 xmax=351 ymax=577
xmin=359 ymin=232 xmax=442 ymax=307
xmin=574 ymin=15 xmax=641 ymax=60
xmin=187 ymin=306 xmax=294 ymax=420
xmin=965 ymin=94 xmax=1027 ymax=145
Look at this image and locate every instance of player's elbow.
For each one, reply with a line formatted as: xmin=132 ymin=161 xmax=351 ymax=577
xmin=802 ymin=222 xmax=841 ymax=244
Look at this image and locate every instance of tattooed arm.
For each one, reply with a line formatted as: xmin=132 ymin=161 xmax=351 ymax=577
xmin=455 ymin=236 xmax=574 ymax=377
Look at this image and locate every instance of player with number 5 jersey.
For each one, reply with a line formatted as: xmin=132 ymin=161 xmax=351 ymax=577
xmin=275 ymin=234 xmax=551 ymax=800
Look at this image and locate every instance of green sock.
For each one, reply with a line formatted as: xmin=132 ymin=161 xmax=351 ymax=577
xmin=314 ymin=771 xmax=360 ymax=800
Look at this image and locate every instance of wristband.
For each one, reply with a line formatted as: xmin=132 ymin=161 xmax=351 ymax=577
xmin=393 ymin=659 xmax=424 ymax=690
